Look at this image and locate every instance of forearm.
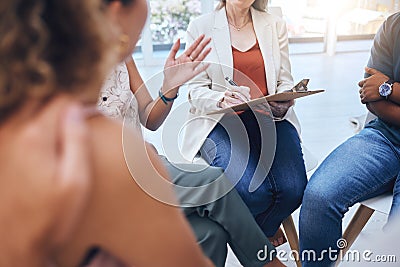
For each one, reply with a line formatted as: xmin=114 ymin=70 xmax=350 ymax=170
xmin=366 ymin=100 xmax=400 ymax=127
xmin=125 ymin=58 xmax=177 ymax=131
xmin=143 ymin=85 xmax=179 ymax=131
xmin=388 ymin=82 xmax=400 ymax=105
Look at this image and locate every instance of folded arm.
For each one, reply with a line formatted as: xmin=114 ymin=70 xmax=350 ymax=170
xmin=366 ymin=100 xmax=400 ymax=128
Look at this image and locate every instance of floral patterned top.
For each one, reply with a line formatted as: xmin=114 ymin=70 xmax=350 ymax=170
xmin=98 ymin=63 xmax=141 ymax=132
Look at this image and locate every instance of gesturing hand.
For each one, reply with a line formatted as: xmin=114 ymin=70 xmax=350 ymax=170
xmin=358 ymin=67 xmax=389 ymax=104
xmin=162 ymin=35 xmax=212 ymax=93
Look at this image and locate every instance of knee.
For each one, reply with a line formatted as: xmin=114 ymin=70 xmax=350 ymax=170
xmin=278 ymin=172 xmax=308 ymax=211
xmin=191 ymin=217 xmax=228 ymax=267
xmin=301 ymin=179 xmax=338 ymax=215
xmin=189 ymin=214 xmax=228 ymax=249
xmin=207 ymin=225 xmax=229 ymax=246
xmin=198 ymin=222 xmax=229 ymax=258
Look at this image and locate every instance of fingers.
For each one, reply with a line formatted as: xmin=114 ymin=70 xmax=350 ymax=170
xmin=192 ymin=62 xmax=210 ymax=77
xmin=268 ymin=101 xmax=279 ymax=108
xmin=359 ymin=89 xmax=367 ymax=104
xmin=184 ymin=34 xmax=205 ymax=58
xmin=237 ymin=87 xmax=251 ymax=102
xmin=269 ymin=101 xmax=288 ymax=107
xmin=188 ymin=37 xmax=211 ymax=61
xmin=191 ymin=47 xmax=212 ymax=69
xmin=358 ymin=79 xmax=366 ymax=88
xmin=223 ymin=92 xmax=246 ymax=106
xmin=167 ymin=39 xmax=181 ymax=61
xmin=228 ymin=85 xmax=251 ymax=101
xmin=225 ymin=87 xmax=250 ymax=103
xmin=361 ymin=97 xmax=367 ymax=104
xmin=268 ymin=101 xmax=292 ymax=118
xmin=268 ymin=100 xmax=293 ymax=108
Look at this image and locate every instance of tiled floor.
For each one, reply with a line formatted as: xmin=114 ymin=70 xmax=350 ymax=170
xmin=137 ymin=43 xmax=394 ymax=266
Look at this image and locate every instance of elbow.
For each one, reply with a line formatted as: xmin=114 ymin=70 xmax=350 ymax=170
xmin=366 ymin=103 xmax=379 ymax=117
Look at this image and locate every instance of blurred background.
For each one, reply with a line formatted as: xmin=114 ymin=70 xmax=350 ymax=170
xmin=133 ymin=0 xmax=399 ymax=64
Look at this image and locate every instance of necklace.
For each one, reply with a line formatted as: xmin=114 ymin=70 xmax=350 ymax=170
xmin=228 ymin=19 xmax=251 ymax=31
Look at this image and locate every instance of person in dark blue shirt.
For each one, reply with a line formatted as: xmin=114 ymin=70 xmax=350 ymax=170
xmin=299 ymin=12 xmax=400 ymax=267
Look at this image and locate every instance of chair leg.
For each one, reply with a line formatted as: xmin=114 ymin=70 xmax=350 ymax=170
xmin=336 ymin=204 xmax=375 ymax=266
xmin=282 ymin=215 xmax=302 ymax=267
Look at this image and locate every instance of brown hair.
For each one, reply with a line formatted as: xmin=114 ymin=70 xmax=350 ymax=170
xmin=0 ymin=0 xmax=113 ymax=122
xmin=217 ymin=0 xmax=268 ymax=12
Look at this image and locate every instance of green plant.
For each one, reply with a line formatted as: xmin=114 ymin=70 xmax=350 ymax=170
xmin=150 ymin=0 xmax=201 ymax=44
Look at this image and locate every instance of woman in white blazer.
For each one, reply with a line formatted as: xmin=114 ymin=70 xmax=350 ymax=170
xmin=182 ymin=0 xmax=307 ymax=243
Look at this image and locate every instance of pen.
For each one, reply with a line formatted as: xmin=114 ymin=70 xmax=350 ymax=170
xmin=225 ymin=76 xmax=238 ymax=87
xmin=225 ymin=77 xmax=249 ymax=103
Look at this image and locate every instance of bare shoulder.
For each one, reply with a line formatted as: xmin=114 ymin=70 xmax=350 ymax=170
xmin=87 ymin=115 xmax=178 ymax=205
xmin=54 ymin=115 xmax=181 ymax=267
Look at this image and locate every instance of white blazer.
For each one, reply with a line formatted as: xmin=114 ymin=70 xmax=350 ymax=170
xmin=180 ymin=6 xmax=301 ymax=161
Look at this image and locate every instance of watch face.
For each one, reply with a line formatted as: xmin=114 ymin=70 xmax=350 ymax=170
xmin=379 ymin=83 xmax=392 ymax=97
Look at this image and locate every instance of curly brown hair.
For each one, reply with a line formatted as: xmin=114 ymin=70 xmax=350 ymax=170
xmin=0 ymin=0 xmax=113 ymax=122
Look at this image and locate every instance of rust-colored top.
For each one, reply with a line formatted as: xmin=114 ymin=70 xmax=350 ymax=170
xmin=232 ymin=40 xmax=268 ymax=99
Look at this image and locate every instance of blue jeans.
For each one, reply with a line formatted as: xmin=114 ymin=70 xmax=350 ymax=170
xmin=299 ymin=128 xmax=400 ymax=266
xmin=200 ymin=111 xmax=307 ymax=237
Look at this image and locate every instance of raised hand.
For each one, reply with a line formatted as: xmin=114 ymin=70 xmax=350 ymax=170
xmin=162 ymin=35 xmax=212 ymax=93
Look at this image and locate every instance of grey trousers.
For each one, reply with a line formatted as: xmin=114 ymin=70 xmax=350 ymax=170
xmin=161 ymin=158 xmax=276 ymax=267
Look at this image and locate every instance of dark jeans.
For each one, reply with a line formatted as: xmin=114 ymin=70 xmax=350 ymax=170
xmin=200 ymin=111 xmax=307 ymax=237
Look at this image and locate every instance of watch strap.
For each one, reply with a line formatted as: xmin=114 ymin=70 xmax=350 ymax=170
xmin=386 ymin=79 xmax=395 ymax=85
xmin=385 ymin=79 xmax=395 ymax=99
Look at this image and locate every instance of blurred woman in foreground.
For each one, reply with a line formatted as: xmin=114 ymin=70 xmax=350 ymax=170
xmin=0 ymin=0 xmax=212 ymax=266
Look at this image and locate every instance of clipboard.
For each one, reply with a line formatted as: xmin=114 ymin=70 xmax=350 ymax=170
xmin=208 ymin=79 xmax=325 ymax=115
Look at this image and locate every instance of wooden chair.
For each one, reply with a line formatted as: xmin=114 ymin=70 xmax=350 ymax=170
xmin=282 ymin=215 xmax=302 ymax=267
xmin=338 ymin=194 xmax=393 ymax=266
